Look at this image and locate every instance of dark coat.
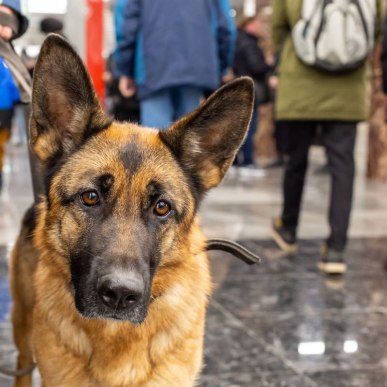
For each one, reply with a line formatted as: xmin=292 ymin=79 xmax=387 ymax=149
xmin=233 ymin=30 xmax=270 ymax=81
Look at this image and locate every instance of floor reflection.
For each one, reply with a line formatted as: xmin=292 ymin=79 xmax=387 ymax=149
xmin=203 ymin=238 xmax=387 ymax=386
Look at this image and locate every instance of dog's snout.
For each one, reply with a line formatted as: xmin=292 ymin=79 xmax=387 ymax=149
xmin=98 ymin=274 xmax=144 ymax=310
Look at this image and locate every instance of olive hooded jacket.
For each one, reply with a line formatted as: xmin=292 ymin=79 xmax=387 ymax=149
xmin=272 ymin=0 xmax=384 ymax=122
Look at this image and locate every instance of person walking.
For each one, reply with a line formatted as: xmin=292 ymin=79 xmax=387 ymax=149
xmin=233 ymin=15 xmax=272 ymax=175
xmin=271 ymin=0 xmax=384 ymax=274
xmin=114 ymin=0 xmax=236 ymax=129
xmin=0 ymin=0 xmax=31 ymax=192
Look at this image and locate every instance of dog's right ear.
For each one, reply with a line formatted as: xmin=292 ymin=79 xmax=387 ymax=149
xmin=30 ymin=34 xmax=111 ymax=167
xmin=160 ymin=77 xmax=254 ymax=196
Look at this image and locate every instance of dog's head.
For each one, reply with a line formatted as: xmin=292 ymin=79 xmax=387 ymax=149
xmin=31 ymin=35 xmax=254 ymax=324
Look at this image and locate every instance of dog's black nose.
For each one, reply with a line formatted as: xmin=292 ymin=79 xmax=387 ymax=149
xmin=98 ymin=274 xmax=143 ymax=310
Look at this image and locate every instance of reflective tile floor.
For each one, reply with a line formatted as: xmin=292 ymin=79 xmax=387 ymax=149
xmin=1 ymin=130 xmax=387 ymax=386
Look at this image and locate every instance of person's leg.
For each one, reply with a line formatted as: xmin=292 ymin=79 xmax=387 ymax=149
xmin=323 ymin=122 xmax=357 ymax=252
xmin=0 ymin=128 xmax=11 ymax=191
xmin=173 ymin=86 xmax=203 ymax=120
xmin=140 ymin=89 xmax=173 ymax=130
xmin=12 ymin=105 xmax=27 ymax=145
xmin=240 ymin=105 xmax=258 ymax=166
xmin=272 ymin=121 xmax=316 ymax=252
xmin=281 ymin=121 xmax=316 ymax=230
xmin=271 ymin=119 xmax=288 ymax=167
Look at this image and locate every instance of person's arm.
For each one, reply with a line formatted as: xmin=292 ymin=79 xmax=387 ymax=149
xmin=272 ymin=0 xmax=290 ymax=54
xmin=114 ymin=0 xmax=127 ymax=49
xmin=215 ymin=0 xmax=236 ymax=74
xmin=114 ymin=0 xmax=141 ymax=78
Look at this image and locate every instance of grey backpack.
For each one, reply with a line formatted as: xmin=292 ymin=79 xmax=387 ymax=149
xmin=292 ymin=0 xmax=376 ymax=72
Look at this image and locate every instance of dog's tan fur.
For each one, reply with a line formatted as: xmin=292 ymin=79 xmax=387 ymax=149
xmin=10 ymin=35 xmax=254 ymax=387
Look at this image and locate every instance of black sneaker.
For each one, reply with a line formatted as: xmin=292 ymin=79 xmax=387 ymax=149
xmin=318 ymin=245 xmax=347 ymax=274
xmin=271 ymin=217 xmax=297 ymax=253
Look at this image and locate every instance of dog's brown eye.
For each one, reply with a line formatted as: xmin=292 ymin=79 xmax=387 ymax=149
xmin=154 ymin=200 xmax=171 ymax=217
xmin=81 ymin=190 xmax=100 ymax=206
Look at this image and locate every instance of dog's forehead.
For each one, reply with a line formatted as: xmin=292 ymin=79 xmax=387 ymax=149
xmin=104 ymin=122 xmax=178 ymax=172
xmin=75 ymin=122 xmax=171 ymax=166
xmin=57 ymin=122 xmax=182 ymax=190
xmin=103 ymin=122 xmax=163 ymax=153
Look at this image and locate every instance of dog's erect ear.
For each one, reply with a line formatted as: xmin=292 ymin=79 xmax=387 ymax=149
xmin=29 ymin=34 xmax=111 ymax=166
xmin=160 ymin=77 xmax=254 ymax=194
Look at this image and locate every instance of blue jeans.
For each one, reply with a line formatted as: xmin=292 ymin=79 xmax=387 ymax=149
xmin=140 ymin=86 xmax=204 ymax=129
xmin=239 ymin=106 xmax=258 ymax=166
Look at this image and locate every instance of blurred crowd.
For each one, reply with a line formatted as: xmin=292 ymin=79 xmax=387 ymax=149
xmin=1 ymin=0 xmax=387 ymax=275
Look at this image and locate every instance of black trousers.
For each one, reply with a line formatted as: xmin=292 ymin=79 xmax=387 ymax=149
xmin=280 ymin=121 xmax=357 ymax=251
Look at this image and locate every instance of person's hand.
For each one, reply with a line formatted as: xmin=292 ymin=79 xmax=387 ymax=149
xmin=222 ymin=69 xmax=235 ymax=84
xmin=119 ymin=76 xmax=136 ymax=97
xmin=268 ymin=76 xmax=279 ymax=90
xmin=266 ymin=56 xmax=275 ymax=67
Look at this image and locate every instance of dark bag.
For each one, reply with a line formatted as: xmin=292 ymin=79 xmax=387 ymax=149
xmin=254 ymin=78 xmax=271 ymax=105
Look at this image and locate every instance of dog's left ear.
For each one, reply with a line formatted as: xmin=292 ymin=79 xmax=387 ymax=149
xmin=29 ymin=34 xmax=111 ymax=166
xmin=160 ymin=77 xmax=254 ymax=194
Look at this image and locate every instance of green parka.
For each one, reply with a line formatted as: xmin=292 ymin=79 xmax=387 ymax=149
xmin=272 ymin=0 xmax=384 ymax=122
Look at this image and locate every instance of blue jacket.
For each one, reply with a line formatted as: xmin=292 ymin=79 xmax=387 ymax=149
xmin=0 ymin=57 xmax=20 ymax=109
xmin=114 ymin=0 xmax=236 ymax=99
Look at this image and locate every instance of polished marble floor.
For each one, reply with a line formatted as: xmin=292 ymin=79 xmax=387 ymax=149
xmin=1 ymin=127 xmax=387 ymax=386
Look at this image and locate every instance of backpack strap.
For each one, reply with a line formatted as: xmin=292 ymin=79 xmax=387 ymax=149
xmin=352 ymin=0 xmax=370 ymax=43
xmin=302 ymin=0 xmax=326 ymax=38
xmin=314 ymin=0 xmax=332 ymax=46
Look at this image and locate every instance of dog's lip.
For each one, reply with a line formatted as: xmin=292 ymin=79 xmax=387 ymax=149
xmin=76 ymin=294 xmax=152 ymax=323
xmin=78 ymin=306 xmax=149 ymax=324
xmin=100 ymin=314 xmax=146 ymax=324
xmin=107 ymin=294 xmax=160 ymax=323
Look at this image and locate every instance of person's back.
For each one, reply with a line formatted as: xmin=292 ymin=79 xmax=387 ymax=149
xmin=272 ymin=0 xmax=382 ymax=122
xmin=115 ymin=0 xmax=235 ymax=128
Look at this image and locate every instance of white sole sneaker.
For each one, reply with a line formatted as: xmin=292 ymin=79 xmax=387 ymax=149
xmin=318 ymin=261 xmax=347 ymax=274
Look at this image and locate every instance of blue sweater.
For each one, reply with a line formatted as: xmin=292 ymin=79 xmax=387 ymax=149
xmin=114 ymin=0 xmax=236 ymax=99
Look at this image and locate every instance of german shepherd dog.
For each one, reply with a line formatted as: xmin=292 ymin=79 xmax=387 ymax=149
xmin=9 ymin=35 xmax=254 ymax=387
